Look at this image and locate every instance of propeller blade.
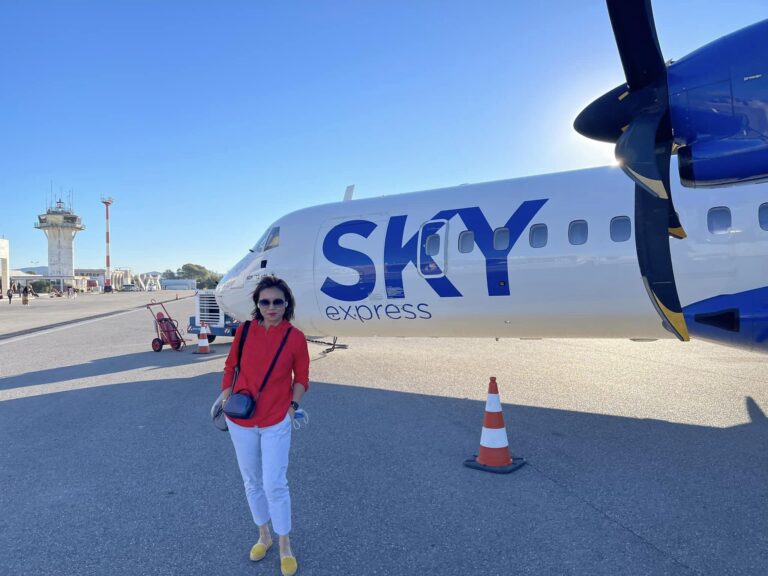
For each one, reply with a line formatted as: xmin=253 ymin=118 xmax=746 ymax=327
xmin=616 ymin=107 xmax=687 ymax=238
xmin=634 ymin=182 xmax=690 ymax=341
xmin=616 ymin=106 xmax=668 ymax=198
xmin=667 ymin=210 xmax=686 ymax=240
xmin=606 ymin=0 xmax=665 ymax=90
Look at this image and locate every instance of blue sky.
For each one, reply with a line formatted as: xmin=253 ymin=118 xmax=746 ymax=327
xmin=1 ymin=1 xmax=765 ymax=274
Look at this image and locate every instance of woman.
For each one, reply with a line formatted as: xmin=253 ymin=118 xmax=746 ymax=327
xmin=21 ymin=285 xmax=29 ymax=306
xmin=221 ymin=276 xmax=309 ymax=576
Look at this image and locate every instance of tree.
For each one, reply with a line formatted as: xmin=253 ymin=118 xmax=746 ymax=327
xmin=177 ymin=263 xmax=208 ymax=280
xmin=174 ymin=263 xmax=223 ymax=289
xmin=161 ymin=269 xmax=177 ymax=279
xmin=200 ymin=272 xmax=223 ymax=289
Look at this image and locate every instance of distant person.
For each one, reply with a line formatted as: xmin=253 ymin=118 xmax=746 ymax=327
xmin=21 ymin=286 xmax=29 ymax=306
xmin=219 ymin=276 xmax=309 ymax=576
xmin=6 ymin=288 xmax=12 ymax=304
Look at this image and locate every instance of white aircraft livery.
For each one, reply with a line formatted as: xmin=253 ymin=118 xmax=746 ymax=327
xmin=217 ymin=1 xmax=768 ymax=354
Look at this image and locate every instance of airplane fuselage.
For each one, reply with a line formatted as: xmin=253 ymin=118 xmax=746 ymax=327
xmin=217 ymin=164 xmax=768 ymax=352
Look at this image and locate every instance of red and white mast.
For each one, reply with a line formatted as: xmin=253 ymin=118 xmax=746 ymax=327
xmin=101 ymin=197 xmax=113 ymax=290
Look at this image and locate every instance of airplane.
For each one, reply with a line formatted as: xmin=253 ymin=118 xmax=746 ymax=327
xmin=216 ymin=0 xmax=768 ymax=354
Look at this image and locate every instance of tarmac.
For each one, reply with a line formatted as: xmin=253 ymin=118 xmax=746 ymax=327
xmin=0 ymin=293 xmax=766 ymax=575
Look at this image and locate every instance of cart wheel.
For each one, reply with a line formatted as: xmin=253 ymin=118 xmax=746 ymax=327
xmin=171 ymin=340 xmax=183 ymax=351
xmin=152 ymin=338 xmax=163 ymax=352
xmin=207 ymin=334 xmax=216 ymax=343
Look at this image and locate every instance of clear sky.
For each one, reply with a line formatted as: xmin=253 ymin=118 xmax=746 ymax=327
xmin=1 ymin=0 xmax=765 ymax=275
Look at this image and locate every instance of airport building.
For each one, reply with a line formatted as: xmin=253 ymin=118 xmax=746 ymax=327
xmin=34 ymin=199 xmax=85 ymax=290
xmin=0 ymin=238 xmax=9 ymax=296
xmin=160 ymin=278 xmax=197 ymax=290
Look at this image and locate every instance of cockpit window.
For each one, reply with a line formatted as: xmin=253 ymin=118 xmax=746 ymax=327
xmin=253 ymin=229 xmax=270 ymax=253
xmin=252 ymin=226 xmax=280 ymax=253
xmin=265 ymin=227 xmax=280 ymax=251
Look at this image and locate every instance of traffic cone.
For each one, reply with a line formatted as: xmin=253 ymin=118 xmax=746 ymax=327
xmin=464 ymin=377 xmax=526 ymax=474
xmin=195 ymin=322 xmax=211 ymax=354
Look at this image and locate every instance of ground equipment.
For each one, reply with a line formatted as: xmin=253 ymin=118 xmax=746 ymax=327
xmin=187 ymin=290 xmax=240 ymax=342
xmin=147 ymin=300 xmax=186 ymax=352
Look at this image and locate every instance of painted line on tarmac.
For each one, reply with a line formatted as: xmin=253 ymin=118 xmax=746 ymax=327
xmin=0 ymin=296 xmax=193 ymax=346
xmin=0 ymin=308 xmax=144 ymax=346
xmin=0 ymin=296 xmax=192 ymax=346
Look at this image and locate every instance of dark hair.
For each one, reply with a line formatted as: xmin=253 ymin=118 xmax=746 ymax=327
xmin=251 ymin=276 xmax=295 ymax=322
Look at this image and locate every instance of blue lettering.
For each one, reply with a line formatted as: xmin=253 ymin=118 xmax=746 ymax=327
xmin=434 ymin=200 xmax=547 ymax=296
xmin=417 ymin=303 xmax=432 ymax=319
xmin=321 ymin=220 xmax=377 ymax=302
xmin=385 ymin=304 xmax=402 ymax=319
xmin=383 ymin=215 xmax=416 ymax=298
xmin=384 ymin=215 xmax=461 ymax=299
xmin=321 ymin=201 xmax=547 ymax=302
xmin=401 ymin=303 xmax=417 ymax=319
xmin=356 ymin=305 xmax=373 ymax=322
xmin=323 ymin=302 xmax=432 ymax=322
xmin=340 ymin=305 xmax=357 ymax=320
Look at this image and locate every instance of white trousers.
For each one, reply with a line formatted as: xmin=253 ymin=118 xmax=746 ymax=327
xmin=227 ymin=414 xmax=292 ymax=535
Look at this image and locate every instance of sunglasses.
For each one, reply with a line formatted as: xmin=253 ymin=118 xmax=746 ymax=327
xmin=258 ymin=298 xmax=286 ymax=308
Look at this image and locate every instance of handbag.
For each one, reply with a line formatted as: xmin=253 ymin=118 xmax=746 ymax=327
xmin=211 ymin=321 xmax=251 ymax=431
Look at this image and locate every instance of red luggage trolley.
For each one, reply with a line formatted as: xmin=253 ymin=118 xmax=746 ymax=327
xmin=147 ymin=300 xmax=187 ymax=352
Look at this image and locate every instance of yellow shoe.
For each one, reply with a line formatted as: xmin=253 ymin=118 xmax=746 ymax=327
xmin=249 ymin=541 xmax=272 ymax=562
xmin=281 ymin=555 xmax=298 ymax=576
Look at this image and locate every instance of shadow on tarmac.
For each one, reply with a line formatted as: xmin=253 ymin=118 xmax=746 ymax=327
xmin=1 ymin=374 xmax=766 ymax=576
xmin=0 ymin=348 xmax=225 ymax=391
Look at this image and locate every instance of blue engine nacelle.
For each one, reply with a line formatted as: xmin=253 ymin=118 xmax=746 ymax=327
xmin=669 ymin=20 xmax=768 ymax=188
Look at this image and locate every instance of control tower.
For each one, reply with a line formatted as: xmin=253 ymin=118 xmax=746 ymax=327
xmin=35 ymin=199 xmax=85 ymax=281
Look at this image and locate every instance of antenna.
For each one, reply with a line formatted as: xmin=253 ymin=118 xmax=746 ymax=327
xmin=101 ymin=196 xmax=114 ymax=290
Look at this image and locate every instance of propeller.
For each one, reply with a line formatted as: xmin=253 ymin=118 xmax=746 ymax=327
xmin=574 ymin=0 xmax=689 ymax=341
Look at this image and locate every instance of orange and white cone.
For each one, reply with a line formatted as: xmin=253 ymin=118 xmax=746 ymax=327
xmin=195 ymin=322 xmax=211 ymax=354
xmin=464 ymin=377 xmax=526 ymax=474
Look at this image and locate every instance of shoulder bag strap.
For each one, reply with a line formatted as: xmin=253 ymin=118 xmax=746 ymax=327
xmin=229 ymin=320 xmax=251 ymax=393
xmin=254 ymin=327 xmax=293 ymax=401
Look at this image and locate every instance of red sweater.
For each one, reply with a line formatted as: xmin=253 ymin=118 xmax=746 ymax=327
xmin=221 ymin=320 xmax=309 ymax=428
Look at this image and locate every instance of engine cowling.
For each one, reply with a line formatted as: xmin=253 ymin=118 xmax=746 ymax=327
xmin=668 ymin=20 xmax=768 ymax=188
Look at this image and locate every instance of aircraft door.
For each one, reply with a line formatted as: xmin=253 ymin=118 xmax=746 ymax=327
xmin=417 ymin=219 xmax=449 ymax=278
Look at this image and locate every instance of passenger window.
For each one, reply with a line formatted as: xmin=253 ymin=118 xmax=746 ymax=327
xmin=568 ymin=220 xmax=588 ymax=245
xmin=458 ymin=230 xmax=474 ymax=253
xmin=759 ymin=203 xmax=768 ymax=231
xmin=610 ymin=216 xmax=631 ymax=242
xmin=493 ymin=227 xmax=510 ymax=251
xmin=707 ymin=207 xmax=731 ymax=234
xmin=424 ymin=234 xmax=440 ymax=256
xmin=529 ymin=224 xmax=547 ymax=248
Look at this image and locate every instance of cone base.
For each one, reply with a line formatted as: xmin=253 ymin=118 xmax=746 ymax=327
xmin=463 ymin=455 xmax=526 ymax=474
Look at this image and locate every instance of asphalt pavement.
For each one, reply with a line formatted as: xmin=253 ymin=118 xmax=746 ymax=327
xmin=0 ymin=296 xmax=766 ymax=575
